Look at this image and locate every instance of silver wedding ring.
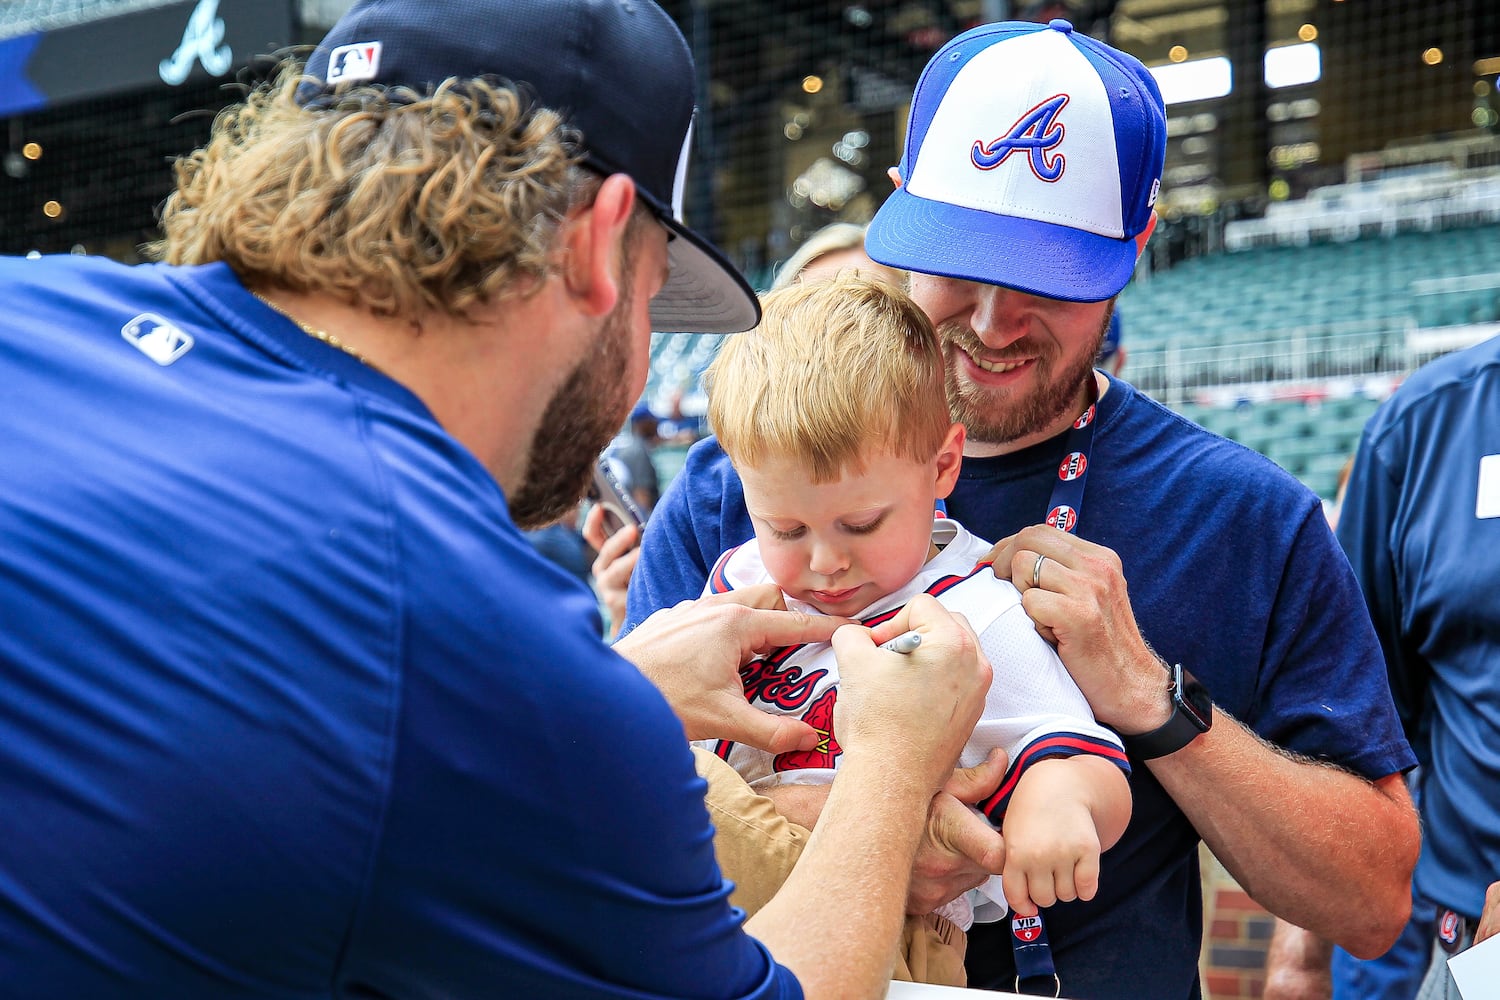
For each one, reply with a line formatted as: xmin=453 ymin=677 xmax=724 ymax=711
xmin=1032 ymin=552 xmax=1047 ymax=590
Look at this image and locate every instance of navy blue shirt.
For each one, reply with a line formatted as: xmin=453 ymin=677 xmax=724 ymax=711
xmin=0 ymin=255 xmax=799 ymax=999
xmin=1337 ymin=335 xmax=1500 ymax=921
xmin=627 ymin=375 xmax=1414 ymax=1000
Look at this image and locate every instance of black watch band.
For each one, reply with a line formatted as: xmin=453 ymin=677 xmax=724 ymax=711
xmin=1121 ymin=662 xmax=1213 ymax=760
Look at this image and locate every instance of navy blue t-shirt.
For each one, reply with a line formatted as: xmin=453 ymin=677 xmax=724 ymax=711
xmin=626 ymin=375 xmax=1414 ymax=1000
xmin=1337 ymin=335 xmax=1500 ymax=922
xmin=0 ymin=255 xmax=799 ymax=999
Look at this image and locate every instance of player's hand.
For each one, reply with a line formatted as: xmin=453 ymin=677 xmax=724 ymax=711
xmin=581 ymin=504 xmax=639 ymax=640
xmin=907 ymin=749 xmax=1010 ymax=915
xmin=831 ymin=594 xmax=991 ymax=793
xmin=982 ymin=526 xmax=1172 ymax=734
xmin=999 ymin=759 xmax=1104 ymax=916
xmin=613 ymin=585 xmax=844 ymax=754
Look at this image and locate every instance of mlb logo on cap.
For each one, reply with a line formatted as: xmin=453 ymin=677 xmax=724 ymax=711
xmin=326 ymin=42 xmax=382 ymax=84
xmin=867 ymin=19 xmax=1166 ymax=303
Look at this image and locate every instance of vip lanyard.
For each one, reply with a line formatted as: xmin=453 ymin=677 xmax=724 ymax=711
xmin=1043 ymin=391 xmax=1098 ymax=535
xmin=1010 ymin=383 xmax=1100 ymax=995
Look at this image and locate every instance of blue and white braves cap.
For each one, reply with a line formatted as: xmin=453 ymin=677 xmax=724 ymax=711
xmin=300 ymin=0 xmax=758 ymax=334
xmin=867 ymin=19 xmax=1166 ymax=303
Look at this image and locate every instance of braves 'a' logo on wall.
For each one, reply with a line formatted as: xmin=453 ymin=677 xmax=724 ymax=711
xmin=971 ymin=94 xmax=1070 ymax=181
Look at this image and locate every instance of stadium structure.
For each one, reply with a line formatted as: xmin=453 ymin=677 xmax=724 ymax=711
xmin=3 ymin=0 xmax=1499 ymax=509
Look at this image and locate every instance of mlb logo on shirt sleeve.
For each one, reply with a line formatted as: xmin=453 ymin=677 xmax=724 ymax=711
xmin=121 ymin=313 xmax=194 ymax=366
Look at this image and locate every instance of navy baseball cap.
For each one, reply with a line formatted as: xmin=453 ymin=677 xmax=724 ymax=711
xmin=867 ymin=19 xmax=1167 ymax=303
xmin=301 ymin=0 xmax=759 ymax=334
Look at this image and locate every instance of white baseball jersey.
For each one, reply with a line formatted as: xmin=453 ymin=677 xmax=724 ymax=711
xmin=698 ymin=516 xmax=1128 ymax=825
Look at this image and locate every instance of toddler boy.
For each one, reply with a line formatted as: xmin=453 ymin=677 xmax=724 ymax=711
xmin=695 ymin=273 xmax=1132 ymax=985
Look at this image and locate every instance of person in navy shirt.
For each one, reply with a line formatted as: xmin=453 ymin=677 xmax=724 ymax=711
xmin=0 ymin=1 xmax=994 ymax=997
xmin=621 ymin=19 xmax=1419 ymax=999
xmin=1334 ymin=334 xmax=1500 ymax=999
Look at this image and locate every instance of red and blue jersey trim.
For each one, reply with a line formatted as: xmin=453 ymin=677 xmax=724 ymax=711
xmin=708 ymin=544 xmax=744 ymax=595
xmin=977 ymin=732 xmax=1131 ymax=825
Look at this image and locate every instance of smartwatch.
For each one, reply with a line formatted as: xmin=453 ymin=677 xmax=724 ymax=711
xmin=1122 ymin=662 xmax=1213 ymax=760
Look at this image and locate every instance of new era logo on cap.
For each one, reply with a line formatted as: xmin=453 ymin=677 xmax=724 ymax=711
xmin=867 ymin=19 xmax=1166 ymax=303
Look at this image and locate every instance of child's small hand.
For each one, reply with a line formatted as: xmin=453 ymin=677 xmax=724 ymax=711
xmin=999 ymin=766 xmax=1104 ymax=916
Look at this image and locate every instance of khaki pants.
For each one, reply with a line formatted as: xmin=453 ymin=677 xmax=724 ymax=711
xmin=693 ymin=748 xmax=968 ymax=987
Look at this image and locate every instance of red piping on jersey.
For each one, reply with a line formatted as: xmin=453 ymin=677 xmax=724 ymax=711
xmin=978 ymin=733 xmax=1131 ymax=823
xmin=709 ymin=544 xmax=743 ymax=594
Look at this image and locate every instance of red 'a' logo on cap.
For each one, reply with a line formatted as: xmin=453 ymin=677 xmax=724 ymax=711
xmin=971 ymin=95 xmax=1071 ymax=182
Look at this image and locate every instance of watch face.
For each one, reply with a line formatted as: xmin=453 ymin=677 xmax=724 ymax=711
xmin=1122 ymin=663 xmax=1213 ymax=760
xmin=1177 ymin=666 xmax=1213 ymax=731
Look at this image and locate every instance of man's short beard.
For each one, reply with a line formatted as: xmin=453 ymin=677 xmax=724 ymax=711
xmin=944 ymin=303 xmax=1111 ymax=447
xmin=508 ymin=265 xmax=637 ymax=531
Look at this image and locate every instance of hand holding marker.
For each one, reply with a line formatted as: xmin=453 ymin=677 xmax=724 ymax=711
xmin=880 ymin=630 xmax=922 ymax=654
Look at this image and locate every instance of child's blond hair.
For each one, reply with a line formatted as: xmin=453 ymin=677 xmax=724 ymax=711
xmin=705 ymin=272 xmax=949 ymax=482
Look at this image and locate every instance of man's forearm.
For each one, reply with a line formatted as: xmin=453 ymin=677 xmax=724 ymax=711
xmin=1152 ymin=712 xmax=1418 ymax=957
xmin=745 ymin=751 xmax=930 ymax=999
xmin=1263 ymin=919 xmax=1334 ymax=1000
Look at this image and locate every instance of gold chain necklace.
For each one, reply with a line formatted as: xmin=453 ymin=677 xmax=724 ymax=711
xmin=251 ymin=291 xmax=381 ymax=373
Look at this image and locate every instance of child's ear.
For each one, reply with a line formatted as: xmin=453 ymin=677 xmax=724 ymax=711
xmin=934 ymin=422 xmax=965 ymax=499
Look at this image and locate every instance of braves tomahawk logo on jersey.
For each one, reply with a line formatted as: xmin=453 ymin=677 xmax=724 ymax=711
xmin=697 ymin=516 xmax=1128 ymax=798
xmin=772 ymin=687 xmax=842 ymax=773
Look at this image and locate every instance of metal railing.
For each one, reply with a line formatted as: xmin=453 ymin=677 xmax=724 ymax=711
xmin=1132 ymin=314 xmax=1500 ymax=408
xmin=1131 ymin=319 xmax=1404 ymax=407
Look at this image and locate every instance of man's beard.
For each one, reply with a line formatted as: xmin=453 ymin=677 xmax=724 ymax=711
xmin=942 ymin=305 xmax=1111 ymax=447
xmin=508 ymin=277 xmax=637 ymax=531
